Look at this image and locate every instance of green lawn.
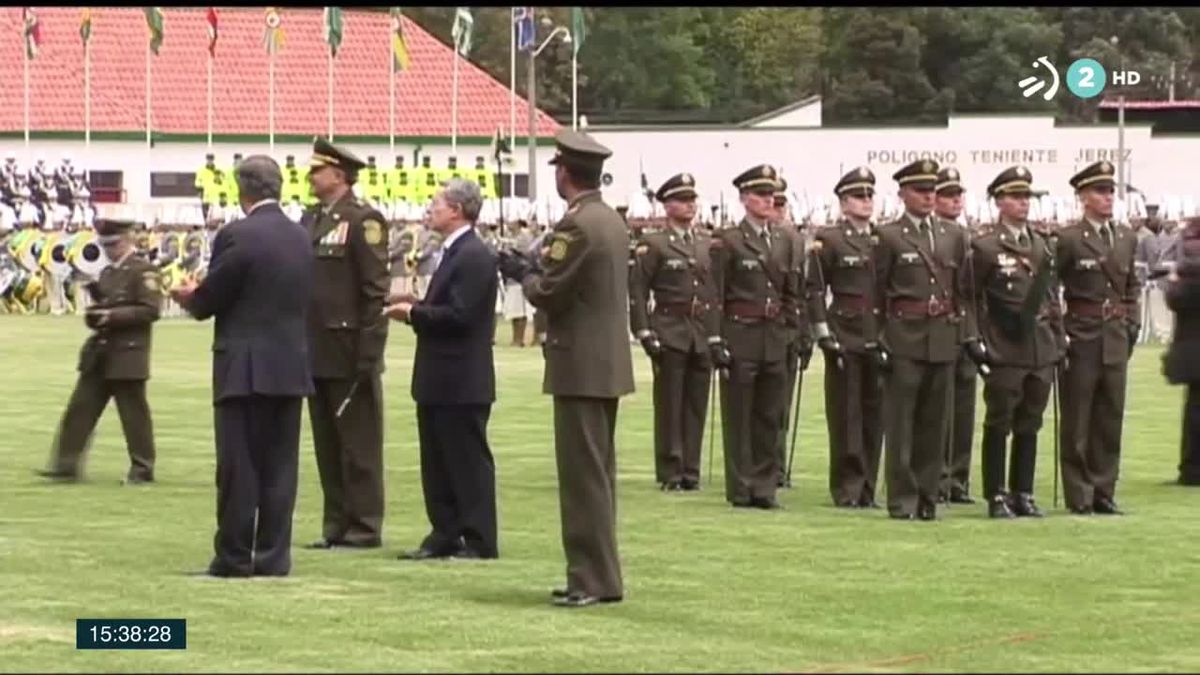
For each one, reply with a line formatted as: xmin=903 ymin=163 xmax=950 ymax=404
xmin=2 ymin=316 xmax=1198 ymax=673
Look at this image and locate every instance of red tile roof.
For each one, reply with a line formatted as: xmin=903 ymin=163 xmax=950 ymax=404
xmin=0 ymin=7 xmax=560 ymax=138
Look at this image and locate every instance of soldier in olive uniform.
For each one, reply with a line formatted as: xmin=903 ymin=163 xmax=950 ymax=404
xmin=933 ymin=167 xmax=980 ymax=505
xmin=39 ymin=218 xmax=161 ymax=484
xmin=709 ymin=164 xmax=804 ymax=510
xmin=872 ymin=159 xmax=982 ymax=521
xmin=807 ymin=167 xmax=884 ymax=508
xmin=497 ymin=130 xmax=635 ymax=608
xmin=302 ymin=138 xmax=391 ymax=548
xmin=629 ymin=173 xmax=718 ymax=492
xmin=772 ymin=177 xmax=814 ymax=488
xmin=1055 ymin=161 xmax=1141 ymax=515
xmin=972 ymin=166 xmax=1066 ymax=518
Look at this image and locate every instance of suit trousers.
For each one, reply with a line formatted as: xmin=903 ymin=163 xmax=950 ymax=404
xmin=651 ymin=347 xmax=711 ymax=485
xmin=308 ymin=376 xmax=386 ymax=543
xmin=825 ymin=351 xmax=883 ymax=505
xmin=981 ymin=365 xmax=1053 ymax=498
xmin=212 ymin=395 xmax=301 ymax=576
xmin=942 ymin=355 xmax=977 ymax=495
xmin=1181 ymin=384 xmax=1200 ymax=483
xmin=720 ymin=357 xmax=786 ymax=504
xmin=1058 ymin=338 xmax=1127 ymax=509
xmin=884 ymin=356 xmax=952 ymax=515
xmin=51 ymin=371 xmax=155 ymax=480
xmin=553 ymin=396 xmax=623 ymax=599
xmin=416 ymin=403 xmax=498 ymax=557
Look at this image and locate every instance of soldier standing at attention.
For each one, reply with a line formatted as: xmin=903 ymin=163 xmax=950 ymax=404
xmin=933 ymin=167 xmax=979 ymax=505
xmin=628 ymin=173 xmax=718 ymax=492
xmin=709 ymin=165 xmax=803 ymax=510
xmin=972 ymin=166 xmax=1065 ymax=518
xmin=808 ymin=167 xmax=884 ymax=508
xmin=302 ymin=138 xmax=391 ymax=548
xmin=497 ymin=130 xmax=634 ymax=608
xmin=38 ymin=219 xmax=161 ymax=484
xmin=771 ymin=177 xmax=814 ymax=489
xmin=872 ymin=159 xmax=981 ymax=521
xmin=1055 ymin=161 xmax=1140 ymax=515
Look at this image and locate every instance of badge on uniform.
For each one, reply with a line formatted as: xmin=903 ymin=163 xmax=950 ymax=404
xmin=320 ymin=222 xmax=350 ymax=246
xmin=665 ymin=258 xmax=686 ymax=270
xmin=900 ymin=252 xmax=920 ymax=264
xmin=1078 ymin=258 xmax=1098 ymax=270
xmin=739 ymin=258 xmax=761 ymax=270
xmin=635 ymin=244 xmax=650 ymax=256
xmin=549 ymin=237 xmax=569 ymax=262
xmin=363 ymin=219 xmax=384 ymax=246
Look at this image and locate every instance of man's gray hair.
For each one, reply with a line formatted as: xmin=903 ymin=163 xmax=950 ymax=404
xmin=441 ymin=177 xmax=483 ymax=222
xmin=235 ymin=155 xmax=283 ymax=202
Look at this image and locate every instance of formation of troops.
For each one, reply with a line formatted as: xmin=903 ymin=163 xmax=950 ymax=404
xmin=627 ymin=156 xmax=1143 ymax=519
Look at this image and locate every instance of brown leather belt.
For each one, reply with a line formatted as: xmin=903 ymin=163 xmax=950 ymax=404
xmin=889 ymin=297 xmax=957 ymax=318
xmin=655 ymin=301 xmax=710 ymax=318
xmin=725 ymin=300 xmax=782 ymax=320
xmin=1067 ymin=299 xmax=1128 ymax=320
xmin=832 ymin=293 xmax=871 ymax=313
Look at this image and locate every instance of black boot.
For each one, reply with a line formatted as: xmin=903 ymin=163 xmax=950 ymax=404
xmin=1009 ymin=492 xmax=1044 ymax=517
xmin=980 ymin=426 xmax=1008 ymax=513
xmin=988 ymin=494 xmax=1015 ymax=518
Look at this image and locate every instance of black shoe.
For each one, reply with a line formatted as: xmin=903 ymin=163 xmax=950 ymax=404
xmin=948 ymin=488 xmax=976 ymax=505
xmin=1068 ymin=504 xmax=1094 ymax=515
xmin=917 ymin=503 xmax=938 ymax=521
xmin=452 ymin=546 xmax=496 ymax=560
xmin=988 ymin=496 xmax=1016 ymax=519
xmin=398 ymin=547 xmax=455 ymax=561
xmin=889 ymin=511 xmax=915 ymax=521
xmin=304 ymin=538 xmax=341 ymax=550
xmin=1009 ymin=493 xmax=1044 ymax=518
xmin=1093 ymin=497 xmax=1124 ymax=515
xmin=35 ymin=468 xmax=79 ymax=482
xmin=1178 ymin=475 xmax=1200 ymax=487
xmin=778 ymin=477 xmax=791 ymax=489
xmin=751 ymin=496 xmax=782 ymax=510
xmin=730 ymin=497 xmax=754 ymax=508
xmin=660 ymin=481 xmax=683 ymax=492
xmin=552 ymin=592 xmax=622 ymax=608
xmin=833 ymin=499 xmax=858 ymax=509
xmin=551 ymin=587 xmax=570 ymax=598
xmin=680 ymin=478 xmax=700 ymax=491
xmin=122 ymin=475 xmax=154 ymax=486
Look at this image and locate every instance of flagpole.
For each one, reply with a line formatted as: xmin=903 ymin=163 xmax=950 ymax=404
xmin=269 ymin=47 xmax=276 ymax=154
xmin=146 ymin=43 xmax=152 ymax=148
xmin=207 ymin=51 xmax=213 ymax=149
xmin=328 ymin=50 xmax=334 ymax=141
xmin=572 ymin=49 xmax=578 ymax=131
xmin=23 ymin=42 xmax=30 ymax=154
xmin=451 ymin=39 xmax=460 ymax=158
xmin=85 ymin=37 xmax=91 ymax=159
xmin=509 ymin=8 xmax=516 ymax=199
xmin=389 ymin=35 xmax=396 ymax=160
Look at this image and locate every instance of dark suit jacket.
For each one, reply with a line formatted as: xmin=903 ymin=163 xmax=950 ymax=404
xmin=184 ymin=202 xmax=316 ymax=403
xmin=409 ymin=226 xmax=498 ymax=406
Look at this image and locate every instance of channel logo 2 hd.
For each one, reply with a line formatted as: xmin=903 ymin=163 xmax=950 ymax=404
xmin=1019 ymin=57 xmax=1140 ymax=100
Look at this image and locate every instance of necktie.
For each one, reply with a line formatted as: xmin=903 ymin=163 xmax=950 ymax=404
xmin=761 ymin=228 xmax=772 ymax=250
xmin=1017 ymin=230 xmax=1028 ymax=248
xmin=682 ymin=231 xmax=692 ymax=246
xmin=920 ymin=219 xmax=934 ymax=250
xmin=1102 ymin=224 xmax=1113 ymax=249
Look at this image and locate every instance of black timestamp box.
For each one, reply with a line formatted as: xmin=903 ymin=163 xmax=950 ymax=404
xmin=76 ymin=619 xmax=187 ymax=650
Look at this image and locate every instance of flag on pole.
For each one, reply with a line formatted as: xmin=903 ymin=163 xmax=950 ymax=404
xmin=389 ymin=8 xmax=410 ymax=71
xmin=264 ymin=7 xmax=284 ymax=54
xmin=452 ymin=7 xmax=473 ymax=57
xmin=144 ymin=7 xmax=164 ymax=55
xmin=23 ymin=8 xmax=42 ymax=60
xmin=571 ymin=7 xmax=586 ymax=55
xmin=206 ymin=7 xmax=218 ymax=56
xmin=80 ymin=8 xmax=92 ymax=47
xmin=491 ymin=126 xmax=512 ymax=160
xmin=514 ymin=7 xmax=535 ymax=52
xmin=323 ymin=7 xmax=343 ymax=58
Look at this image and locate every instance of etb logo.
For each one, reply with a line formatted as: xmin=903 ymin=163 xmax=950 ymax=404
xmin=1018 ymin=56 xmax=1140 ymax=100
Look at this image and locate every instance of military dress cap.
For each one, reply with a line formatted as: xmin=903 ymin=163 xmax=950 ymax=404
xmin=935 ymin=167 xmax=964 ymax=195
xmin=95 ymin=218 xmax=138 ymax=243
xmin=892 ymin=158 xmax=940 ymax=188
xmin=309 ymin=136 xmax=367 ymax=174
xmin=835 ymin=166 xmax=876 ymax=196
xmin=988 ymin=165 xmax=1034 ymax=197
xmin=1069 ymin=160 xmax=1116 ymax=191
xmin=732 ymin=164 xmax=779 ymax=192
xmin=655 ymin=173 xmax=698 ymax=202
xmin=774 ymin=177 xmax=789 ymax=204
xmin=547 ymin=129 xmax=612 ymax=170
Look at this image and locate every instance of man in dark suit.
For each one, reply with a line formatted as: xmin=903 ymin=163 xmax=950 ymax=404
xmin=497 ymin=130 xmax=636 ymax=608
xmin=172 ymin=155 xmax=315 ymax=578
xmin=385 ymin=178 xmax=500 ymax=560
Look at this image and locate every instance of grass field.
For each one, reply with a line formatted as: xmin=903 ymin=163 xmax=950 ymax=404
xmin=2 ymin=315 xmax=1199 ymax=673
